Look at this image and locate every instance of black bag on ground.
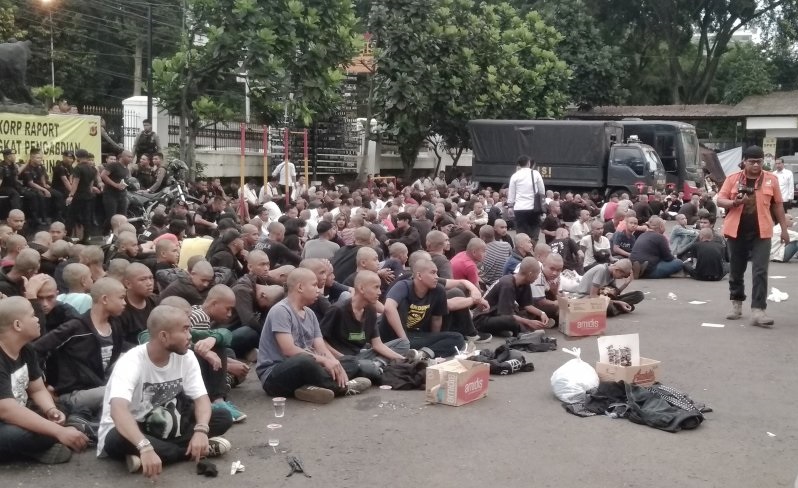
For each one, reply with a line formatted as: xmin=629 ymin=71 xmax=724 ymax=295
xmin=505 ymin=331 xmax=557 ymax=352
xmin=379 ymin=359 xmax=428 ymax=390
xmin=468 ymin=345 xmax=534 ymax=375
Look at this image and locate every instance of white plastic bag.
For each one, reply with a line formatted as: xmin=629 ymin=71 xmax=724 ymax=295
xmin=550 ymin=347 xmax=600 ymax=404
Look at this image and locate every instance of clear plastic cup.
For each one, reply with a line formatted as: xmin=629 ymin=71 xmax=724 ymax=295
xmin=273 ymin=397 xmax=286 ymax=418
xmin=267 ymin=423 xmax=282 ymax=448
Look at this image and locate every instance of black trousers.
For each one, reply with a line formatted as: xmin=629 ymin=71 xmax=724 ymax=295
xmin=261 ymin=354 xmax=360 ymax=397
xmin=443 ymin=288 xmax=477 ymax=337
xmin=514 ymin=210 xmax=542 ymax=243
xmin=103 ymin=191 xmax=128 ymax=229
xmin=607 ymin=291 xmax=645 ymax=317
xmin=22 ymin=188 xmax=63 ymax=224
xmin=727 ymin=236 xmax=770 ymax=309
xmin=196 ymin=346 xmax=229 ymax=402
xmin=103 ymin=409 xmax=232 ymax=464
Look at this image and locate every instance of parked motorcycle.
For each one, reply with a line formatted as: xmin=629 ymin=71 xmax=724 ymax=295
xmin=126 ymin=159 xmax=201 ymax=229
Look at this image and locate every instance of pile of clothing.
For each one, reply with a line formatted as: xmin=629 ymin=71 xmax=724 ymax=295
xmin=563 ymin=381 xmax=711 ymax=433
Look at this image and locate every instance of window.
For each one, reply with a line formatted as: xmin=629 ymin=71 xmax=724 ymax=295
xmin=612 ymin=148 xmax=646 ymax=176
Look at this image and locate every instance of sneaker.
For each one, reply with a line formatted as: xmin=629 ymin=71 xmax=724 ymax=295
xmin=344 ymin=377 xmax=372 ymax=396
xmin=294 ymin=385 xmax=335 ymax=404
xmin=207 ymin=436 xmax=232 ymax=457
xmin=65 ymin=413 xmax=98 ymax=446
xmin=467 ymin=333 xmax=493 ymax=344
xmin=32 ymin=443 xmax=72 ymax=464
xmin=223 ymin=401 xmax=247 ymax=423
xmin=726 ymin=300 xmax=743 ymax=320
xmin=126 ymin=454 xmax=142 ymax=473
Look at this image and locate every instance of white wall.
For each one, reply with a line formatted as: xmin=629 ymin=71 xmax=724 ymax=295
xmin=746 ymin=117 xmax=798 ymax=130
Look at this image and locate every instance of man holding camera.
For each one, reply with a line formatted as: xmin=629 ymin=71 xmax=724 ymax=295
xmin=717 ymin=146 xmax=790 ymax=328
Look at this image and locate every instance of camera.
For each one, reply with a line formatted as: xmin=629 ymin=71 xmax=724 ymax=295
xmin=736 ymin=183 xmax=754 ymax=197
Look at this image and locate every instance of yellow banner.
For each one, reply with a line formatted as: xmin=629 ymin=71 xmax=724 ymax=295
xmin=0 ymin=113 xmax=102 ymax=175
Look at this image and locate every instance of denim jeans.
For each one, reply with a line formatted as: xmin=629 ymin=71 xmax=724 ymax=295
xmin=103 ymin=409 xmax=233 ymax=464
xmin=406 ymin=331 xmax=464 ymax=358
xmin=355 ymin=338 xmax=410 ymax=361
xmin=781 ymin=241 xmax=798 ymax=262
xmin=647 ymin=259 xmax=684 ymax=279
xmin=0 ymin=421 xmax=57 ymax=461
xmin=727 ymin=236 xmax=771 ymax=309
xmin=230 ymin=326 xmax=260 ymax=359
xmin=59 ymin=386 xmax=105 ymax=416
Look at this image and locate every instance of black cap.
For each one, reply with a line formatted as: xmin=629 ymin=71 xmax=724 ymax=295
xmin=75 ymin=148 xmax=90 ymax=159
xmin=1 ymin=148 xmax=15 ymax=156
xmin=316 ymin=220 xmax=333 ymax=234
xmin=62 ymin=150 xmax=75 ymax=158
xmin=743 ymin=145 xmax=764 ymax=159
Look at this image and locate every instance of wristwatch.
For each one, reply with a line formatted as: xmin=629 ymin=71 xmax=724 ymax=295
xmin=136 ymin=439 xmax=152 ymax=451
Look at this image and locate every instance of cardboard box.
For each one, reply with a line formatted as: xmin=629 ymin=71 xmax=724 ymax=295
xmin=425 ymin=359 xmax=489 ymax=406
xmin=557 ymin=296 xmax=610 ymax=337
xmin=595 ymin=357 xmax=661 ymax=387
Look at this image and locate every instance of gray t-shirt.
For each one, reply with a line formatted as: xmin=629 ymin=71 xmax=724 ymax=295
xmin=302 ymin=239 xmax=340 ymax=260
xmin=255 ymin=298 xmax=322 ymax=381
xmin=431 ymin=254 xmax=452 ymax=280
xmin=575 ymin=264 xmax=614 ymax=297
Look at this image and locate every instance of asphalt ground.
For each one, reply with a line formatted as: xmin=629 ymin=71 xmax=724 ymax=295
xmin=3 ymin=226 xmax=798 ymax=487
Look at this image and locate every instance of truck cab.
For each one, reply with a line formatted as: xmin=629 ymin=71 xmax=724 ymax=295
xmin=607 ymin=138 xmax=667 ymax=196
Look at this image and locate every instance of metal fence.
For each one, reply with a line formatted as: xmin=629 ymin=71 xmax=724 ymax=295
xmin=167 ymin=118 xmax=267 ymax=152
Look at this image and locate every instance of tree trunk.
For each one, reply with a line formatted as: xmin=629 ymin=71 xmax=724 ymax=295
xmin=133 ymin=37 xmax=143 ymax=96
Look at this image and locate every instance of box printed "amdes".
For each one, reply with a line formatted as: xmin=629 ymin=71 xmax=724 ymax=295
xmin=557 ymin=296 xmax=610 ymax=337
xmin=425 ymin=359 xmax=489 ymax=406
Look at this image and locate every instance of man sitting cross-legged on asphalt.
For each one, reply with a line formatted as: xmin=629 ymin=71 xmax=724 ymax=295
xmin=0 ymin=297 xmax=89 ymax=465
xmin=630 ymin=216 xmax=684 ymax=279
xmin=575 ymin=258 xmax=644 ymax=317
xmin=380 ymin=258 xmax=465 ymax=358
xmin=32 ymin=278 xmax=128 ymax=418
xmin=98 ymin=304 xmax=233 ymax=478
xmin=321 ymin=270 xmax=410 ymax=370
xmin=256 ymin=268 xmax=372 ymax=404
xmin=473 ymin=257 xmax=547 ymax=336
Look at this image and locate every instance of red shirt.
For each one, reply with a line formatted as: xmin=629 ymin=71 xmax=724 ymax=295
xmin=450 ymin=251 xmax=479 ymax=286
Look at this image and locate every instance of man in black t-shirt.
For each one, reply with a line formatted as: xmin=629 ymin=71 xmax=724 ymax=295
xmin=101 ymin=149 xmax=131 ymax=231
xmin=0 ymin=297 xmax=89 ymax=464
xmin=194 ymin=196 xmax=226 ymax=236
xmin=51 ymin=151 xmax=75 ymax=222
xmin=21 ymin=148 xmax=64 ymax=227
xmin=682 ymin=228 xmax=728 ymax=281
xmin=380 ymin=258 xmax=464 ymax=358
xmin=256 ymin=221 xmax=301 ymax=267
xmin=540 ymin=201 xmax=564 ymax=244
xmin=0 ymin=148 xmax=22 ymax=211
xmin=474 ymin=257 xmax=545 ymax=336
xmin=68 ymin=149 xmax=100 ymax=242
xmin=321 ymin=270 xmax=408 ymax=364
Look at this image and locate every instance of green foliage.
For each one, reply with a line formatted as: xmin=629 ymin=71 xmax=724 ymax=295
xmin=713 ymin=43 xmax=775 ymax=104
xmin=31 ymin=85 xmax=64 ymax=108
xmin=538 ymin=0 xmax=628 ymax=109
xmin=371 ymin=0 xmax=569 ymax=176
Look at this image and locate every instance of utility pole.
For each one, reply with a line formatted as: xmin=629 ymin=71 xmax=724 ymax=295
xmin=147 ymin=3 xmax=153 ymax=121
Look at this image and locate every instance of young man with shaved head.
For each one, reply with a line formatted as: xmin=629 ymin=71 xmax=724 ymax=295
xmin=321 ymin=270 xmax=409 ymax=368
xmin=474 ymin=257 xmax=546 ymax=335
xmin=99 ymin=305 xmax=232 ymax=477
xmin=575 ymin=258 xmax=644 ymax=316
xmin=256 ymin=221 xmax=301 ymax=267
xmin=33 ymin=278 xmax=128 ymax=417
xmin=0 ymin=248 xmax=41 ymax=297
xmin=450 ymin=237 xmax=486 ymax=287
xmin=0 ymin=297 xmax=89 ymax=464
xmin=117 ymin=262 xmax=158 ymax=346
xmin=380 ymin=258 xmax=465 ymax=358
xmin=257 ymin=268 xmax=371 ymax=404
xmin=159 ymin=259 xmax=214 ymax=305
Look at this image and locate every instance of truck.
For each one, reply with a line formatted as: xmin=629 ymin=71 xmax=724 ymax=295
xmin=467 ymin=119 xmax=666 ymax=196
xmin=617 ymin=120 xmax=701 ymax=197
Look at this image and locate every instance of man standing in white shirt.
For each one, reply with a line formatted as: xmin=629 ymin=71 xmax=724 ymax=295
xmin=272 ymin=159 xmax=297 ymax=201
xmin=507 ymin=155 xmax=546 ymax=242
xmin=774 ymin=158 xmax=794 ymax=211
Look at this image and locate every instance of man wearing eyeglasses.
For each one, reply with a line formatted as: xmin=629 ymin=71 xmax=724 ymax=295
xmin=717 ymin=146 xmax=790 ymax=328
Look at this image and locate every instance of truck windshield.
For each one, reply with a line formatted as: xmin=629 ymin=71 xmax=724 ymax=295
xmin=680 ymin=130 xmax=699 ymax=171
xmin=644 ymin=149 xmax=661 ymax=173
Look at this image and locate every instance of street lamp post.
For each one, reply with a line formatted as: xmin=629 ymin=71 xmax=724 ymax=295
xmin=41 ymin=0 xmax=55 ymax=104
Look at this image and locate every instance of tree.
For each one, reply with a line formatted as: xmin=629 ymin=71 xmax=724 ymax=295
xmin=371 ymin=0 xmax=569 ymax=178
xmin=537 ymin=0 xmax=628 ymax=109
xmin=595 ymin=0 xmax=798 ymax=104
xmin=154 ymin=0 xmax=357 ymax=177
xmin=713 ymin=43 xmax=775 ymax=104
